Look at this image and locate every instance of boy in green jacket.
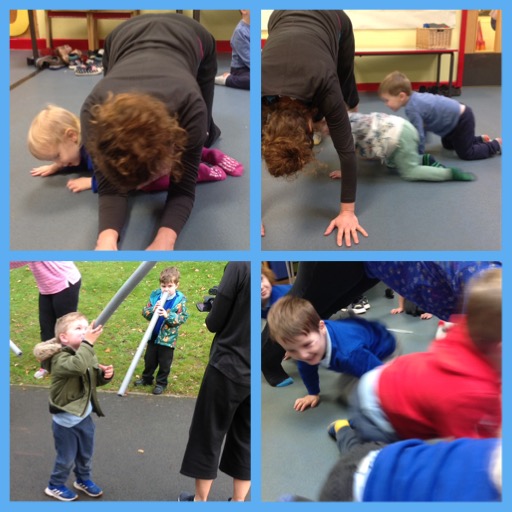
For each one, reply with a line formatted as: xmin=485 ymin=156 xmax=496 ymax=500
xmin=33 ymin=312 xmax=113 ymax=501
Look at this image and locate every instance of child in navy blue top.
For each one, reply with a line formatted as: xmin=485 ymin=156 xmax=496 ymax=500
xmin=266 ymin=295 xmax=396 ymax=411
xmin=261 ymin=264 xmax=292 ymax=319
xmin=134 ymin=266 xmax=189 ymax=395
xmin=378 ymin=71 xmax=501 ymax=160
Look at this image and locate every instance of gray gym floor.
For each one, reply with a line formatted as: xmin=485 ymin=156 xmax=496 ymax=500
xmin=261 ymin=282 xmax=439 ymax=501
xmin=10 ymin=52 xmax=250 ymax=251
xmin=262 ymin=87 xmax=502 ymax=251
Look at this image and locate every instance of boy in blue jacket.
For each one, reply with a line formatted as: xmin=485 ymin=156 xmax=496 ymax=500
xmin=134 ymin=266 xmax=189 ymax=395
xmin=266 ymin=295 xmax=396 ymax=411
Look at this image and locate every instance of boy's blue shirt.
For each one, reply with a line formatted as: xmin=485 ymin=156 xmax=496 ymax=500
xmin=404 ymin=91 xmax=461 ymax=153
xmin=297 ymin=318 xmax=396 ymax=396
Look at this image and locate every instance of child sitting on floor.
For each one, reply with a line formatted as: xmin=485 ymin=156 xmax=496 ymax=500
xmin=215 ymin=10 xmax=250 ymax=90
xmin=27 ymin=105 xmax=242 ymax=193
xmin=327 ymin=267 xmax=502 ymax=449
xmin=329 ymin=111 xmax=475 ymax=182
xmin=378 ymin=71 xmax=502 ymax=160
xmin=266 ymin=295 xmax=397 ymax=412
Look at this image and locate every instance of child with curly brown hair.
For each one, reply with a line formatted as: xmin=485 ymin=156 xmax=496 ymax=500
xmin=80 ymin=13 xmax=243 ymax=251
xmin=262 ymin=10 xmax=366 ymax=248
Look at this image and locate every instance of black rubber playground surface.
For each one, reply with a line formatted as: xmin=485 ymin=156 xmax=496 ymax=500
xmin=10 ymin=385 xmax=241 ymax=502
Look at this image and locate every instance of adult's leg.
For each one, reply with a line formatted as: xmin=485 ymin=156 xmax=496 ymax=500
xmin=197 ymin=30 xmax=221 ymax=147
xmin=180 ymin=365 xmax=237 ymax=480
xmin=219 ymin=391 xmax=251 ymax=481
xmin=290 ymin=262 xmax=379 ymax=318
xmin=38 ymin=279 xmax=81 ymax=340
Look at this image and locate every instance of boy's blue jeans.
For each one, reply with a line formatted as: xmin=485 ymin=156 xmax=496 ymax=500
xmin=50 ymin=415 xmax=95 ymax=486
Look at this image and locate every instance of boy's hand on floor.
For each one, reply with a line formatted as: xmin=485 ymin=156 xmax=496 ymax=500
xmin=294 ymin=394 xmax=320 ymax=412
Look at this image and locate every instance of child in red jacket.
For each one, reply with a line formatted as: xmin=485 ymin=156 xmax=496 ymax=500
xmin=329 ymin=267 xmax=501 ymax=451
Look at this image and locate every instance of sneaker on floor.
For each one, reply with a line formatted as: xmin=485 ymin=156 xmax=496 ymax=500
xmin=73 ymin=479 xmax=103 ymax=498
xmin=350 ymin=299 xmax=366 ymax=315
xmin=73 ymin=479 xmax=103 ymax=497
xmin=359 ymin=296 xmax=370 ymax=310
xmin=493 ymin=137 xmax=502 ymax=155
xmin=327 ymin=419 xmax=351 ymax=440
xmin=44 ymin=484 xmax=78 ymax=501
xmin=178 ymin=492 xmax=195 ymax=502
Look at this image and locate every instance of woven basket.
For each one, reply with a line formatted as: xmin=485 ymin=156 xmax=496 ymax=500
xmin=416 ymin=28 xmax=453 ymax=49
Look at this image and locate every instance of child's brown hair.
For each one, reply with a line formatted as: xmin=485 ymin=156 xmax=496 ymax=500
xmin=86 ymin=92 xmax=188 ymax=191
xmin=465 ymin=267 xmax=502 ymax=351
xmin=378 ymin=71 xmax=412 ymax=97
xmin=28 ymin=105 xmax=81 ymax=160
xmin=261 ymin=264 xmax=276 ymax=285
xmin=55 ymin=312 xmax=88 ymax=343
xmin=267 ymin=295 xmax=321 ymax=344
xmin=160 ymin=266 xmax=180 ymax=285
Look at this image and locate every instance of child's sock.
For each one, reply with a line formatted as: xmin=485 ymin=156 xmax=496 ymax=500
xmin=451 ymin=168 xmax=476 ymax=181
xmin=197 ymin=162 xmax=227 ymax=182
xmin=201 ymin=148 xmax=244 ymax=176
xmin=422 ymin=153 xmax=446 ymax=168
xmin=327 ymin=419 xmax=351 ymax=440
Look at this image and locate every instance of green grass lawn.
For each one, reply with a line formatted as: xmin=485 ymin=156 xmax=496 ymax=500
xmin=10 ymin=261 xmax=227 ymax=397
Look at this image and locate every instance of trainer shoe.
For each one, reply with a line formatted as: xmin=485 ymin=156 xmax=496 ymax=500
xmin=44 ymin=484 xmax=78 ymax=501
xmin=152 ymin=385 xmax=166 ymax=395
xmin=73 ymin=479 xmax=103 ymax=497
xmin=327 ymin=419 xmax=351 ymax=440
xmin=178 ymin=491 xmax=195 ymax=501
xmin=350 ymin=297 xmax=367 ymax=314
xmin=493 ymin=137 xmax=502 ymax=155
xmin=133 ymin=378 xmax=151 ymax=387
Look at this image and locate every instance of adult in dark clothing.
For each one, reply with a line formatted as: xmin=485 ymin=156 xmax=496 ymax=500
xmin=81 ymin=13 xmax=221 ymax=251
xmin=262 ymin=261 xmax=501 ymax=387
xmin=180 ymin=262 xmax=251 ymax=502
xmin=261 ymin=10 xmax=366 ymax=247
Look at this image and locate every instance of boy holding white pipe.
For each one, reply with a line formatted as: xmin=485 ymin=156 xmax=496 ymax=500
xmin=134 ymin=267 xmax=189 ymax=395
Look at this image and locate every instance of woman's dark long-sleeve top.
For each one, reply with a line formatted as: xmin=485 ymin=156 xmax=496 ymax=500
xmin=262 ymin=10 xmax=358 ymax=203
xmin=206 ymin=262 xmax=251 ymax=387
xmin=81 ymin=13 xmax=217 ymax=238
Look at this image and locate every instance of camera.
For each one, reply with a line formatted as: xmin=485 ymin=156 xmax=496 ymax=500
xmin=196 ymin=286 xmax=218 ymax=312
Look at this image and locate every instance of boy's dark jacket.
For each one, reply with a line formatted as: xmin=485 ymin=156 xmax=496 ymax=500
xmin=33 ymin=338 xmax=113 ymax=417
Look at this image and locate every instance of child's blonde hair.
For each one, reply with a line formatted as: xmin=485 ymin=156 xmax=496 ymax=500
xmin=378 ymin=71 xmax=412 ymax=97
xmin=28 ymin=105 xmax=81 ymax=159
xmin=267 ymin=295 xmax=321 ymax=344
xmin=160 ymin=266 xmax=180 ymax=285
xmin=465 ymin=267 xmax=502 ymax=350
xmin=55 ymin=312 xmax=87 ymax=343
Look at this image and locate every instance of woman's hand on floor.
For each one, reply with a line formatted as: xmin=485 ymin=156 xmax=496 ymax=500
xmin=324 ymin=207 xmax=367 ymax=247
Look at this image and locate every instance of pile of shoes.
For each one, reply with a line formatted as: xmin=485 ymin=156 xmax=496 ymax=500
xmin=35 ymin=45 xmax=104 ymax=76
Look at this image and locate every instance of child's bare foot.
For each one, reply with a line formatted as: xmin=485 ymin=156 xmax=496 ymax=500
xmin=215 ymin=72 xmax=230 ymax=85
xmin=329 ymin=170 xmax=342 ymax=179
xmin=67 ymin=177 xmax=93 ymax=193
